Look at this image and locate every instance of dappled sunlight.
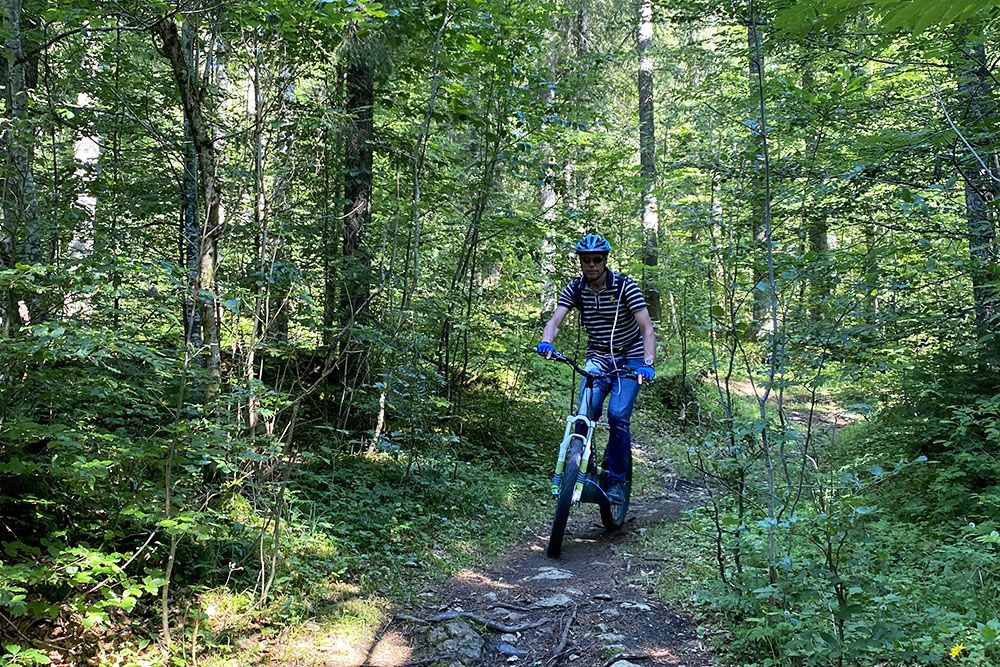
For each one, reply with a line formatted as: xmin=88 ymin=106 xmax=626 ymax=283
xmin=366 ymin=630 xmax=414 ymax=667
xmin=453 ymin=569 xmax=518 ymax=590
xmin=647 ymin=647 xmax=682 ymax=663
xmin=197 ymin=588 xmax=255 ymax=634
xmin=282 ymin=627 xmax=372 ymax=666
xmin=271 ymin=592 xmax=398 ymax=666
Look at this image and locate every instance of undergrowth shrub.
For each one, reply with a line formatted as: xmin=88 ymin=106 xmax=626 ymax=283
xmin=640 ymin=355 xmax=1000 ymax=667
xmin=0 ymin=317 xmax=555 ymax=662
xmin=845 ymin=372 xmax=1000 ymax=526
xmin=1 ymin=321 xmax=179 ymax=636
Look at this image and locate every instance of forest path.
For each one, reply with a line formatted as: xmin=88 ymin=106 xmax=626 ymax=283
xmin=727 ymin=379 xmax=863 ymax=441
xmin=356 ymin=445 xmax=716 ymax=667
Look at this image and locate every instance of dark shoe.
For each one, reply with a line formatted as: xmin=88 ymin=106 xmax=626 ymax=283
xmin=606 ymin=482 xmax=626 ymax=505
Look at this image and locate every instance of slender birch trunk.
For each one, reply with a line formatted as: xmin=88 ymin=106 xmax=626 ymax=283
xmin=637 ymin=0 xmax=661 ymax=319
xmin=748 ymin=19 xmax=767 ymax=337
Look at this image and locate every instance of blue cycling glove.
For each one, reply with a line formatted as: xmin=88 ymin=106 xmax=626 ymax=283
xmin=636 ymin=365 xmax=655 ymax=381
xmin=537 ymin=341 xmax=555 ymax=357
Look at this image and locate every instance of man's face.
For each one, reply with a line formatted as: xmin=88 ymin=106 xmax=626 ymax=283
xmin=579 ymin=253 xmax=606 ymax=281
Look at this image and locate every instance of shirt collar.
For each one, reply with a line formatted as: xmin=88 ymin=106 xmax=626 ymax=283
xmin=581 ymin=269 xmax=616 ymax=293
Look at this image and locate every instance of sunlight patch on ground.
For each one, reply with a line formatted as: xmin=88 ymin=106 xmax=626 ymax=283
xmin=266 ymin=589 xmax=393 ymax=666
xmin=284 ymin=626 xmax=369 ymax=666
xmin=366 ymin=630 xmax=414 ymax=667
xmin=453 ymin=569 xmax=517 ymax=589
xmin=198 ymin=588 xmax=256 ymax=634
xmin=648 ymin=647 xmax=681 ymax=662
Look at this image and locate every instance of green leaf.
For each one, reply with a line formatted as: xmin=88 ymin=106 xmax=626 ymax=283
xmin=465 ymin=34 xmax=487 ymax=52
xmin=981 ymin=619 xmax=1000 ymax=643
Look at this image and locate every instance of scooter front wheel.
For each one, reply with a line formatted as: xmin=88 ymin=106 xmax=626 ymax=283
xmin=547 ymin=440 xmax=584 ymax=558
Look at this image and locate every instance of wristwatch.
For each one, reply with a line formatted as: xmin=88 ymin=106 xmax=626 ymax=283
xmin=643 ymin=357 xmax=654 ymax=367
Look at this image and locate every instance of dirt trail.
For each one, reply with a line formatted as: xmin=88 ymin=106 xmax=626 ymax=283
xmin=727 ymin=379 xmax=863 ymax=440
xmin=359 ymin=448 xmax=716 ymax=667
xmin=268 ymin=383 xmax=862 ymax=666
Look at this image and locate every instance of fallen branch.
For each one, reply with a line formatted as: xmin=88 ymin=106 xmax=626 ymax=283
xmin=491 ymin=602 xmax=533 ymax=612
xmin=395 ymin=611 xmax=548 ymax=633
xmin=544 ymin=605 xmax=578 ymax=666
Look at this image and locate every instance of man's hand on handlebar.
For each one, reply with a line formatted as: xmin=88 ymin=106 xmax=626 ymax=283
xmin=635 ymin=365 xmax=654 ymax=381
xmin=536 ymin=341 xmax=555 ymax=358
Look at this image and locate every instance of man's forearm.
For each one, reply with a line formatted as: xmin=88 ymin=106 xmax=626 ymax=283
xmin=642 ymin=329 xmax=656 ymax=363
xmin=542 ymin=319 xmax=560 ymax=344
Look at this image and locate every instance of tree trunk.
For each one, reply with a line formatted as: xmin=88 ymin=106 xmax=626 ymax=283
xmin=322 ymin=67 xmax=344 ymax=347
xmin=540 ymin=156 xmax=558 ymax=319
xmin=153 ymin=16 xmax=224 ymax=398
xmin=748 ymin=18 xmax=767 ymax=337
xmin=806 ymin=214 xmax=830 ymax=323
xmin=1 ymin=5 xmax=12 ymax=336
xmin=637 ymin=0 xmax=660 ymax=319
xmin=409 ymin=7 xmax=450 ymax=303
xmin=340 ymin=29 xmax=374 ymax=391
xmin=956 ymin=38 xmax=1000 ymax=368
xmin=798 ymin=67 xmax=831 ymax=325
xmin=539 ymin=22 xmax=560 ymax=321
xmin=1 ymin=0 xmax=43 ymax=331
xmin=181 ymin=111 xmax=203 ymax=354
xmin=342 ymin=40 xmax=374 ymax=322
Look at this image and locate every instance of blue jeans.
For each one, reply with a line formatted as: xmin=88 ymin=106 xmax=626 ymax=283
xmin=576 ymin=358 xmax=643 ymax=483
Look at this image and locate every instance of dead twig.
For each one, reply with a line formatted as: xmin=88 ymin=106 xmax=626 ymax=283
xmin=544 ymin=605 xmax=578 ymax=666
xmin=491 ymin=602 xmax=533 ymax=612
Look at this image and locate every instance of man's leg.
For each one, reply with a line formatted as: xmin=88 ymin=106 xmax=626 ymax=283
xmin=604 ymin=373 xmax=640 ymax=483
xmin=575 ymin=359 xmax=610 ymax=436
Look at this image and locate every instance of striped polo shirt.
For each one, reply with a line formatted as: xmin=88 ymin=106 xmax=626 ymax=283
xmin=558 ymin=270 xmax=647 ymax=360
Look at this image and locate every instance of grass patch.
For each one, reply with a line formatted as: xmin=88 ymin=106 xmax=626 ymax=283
xmin=173 ymin=450 xmax=554 ymax=665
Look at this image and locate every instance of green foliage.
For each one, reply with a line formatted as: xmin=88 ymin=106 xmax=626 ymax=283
xmin=644 ymin=415 xmax=1000 ymax=665
xmin=776 ymin=0 xmax=1000 ymax=35
xmin=286 ymin=450 xmax=549 ymax=599
xmin=3 ymin=0 xmax=1000 ymax=662
xmin=835 ymin=357 xmax=1000 ymax=525
xmin=1 ymin=644 xmax=53 ymax=666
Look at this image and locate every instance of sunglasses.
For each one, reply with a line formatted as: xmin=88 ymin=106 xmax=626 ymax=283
xmin=579 ymin=256 xmax=606 ymax=265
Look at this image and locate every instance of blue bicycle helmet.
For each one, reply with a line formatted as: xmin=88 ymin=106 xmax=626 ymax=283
xmin=575 ymin=233 xmax=612 ymax=254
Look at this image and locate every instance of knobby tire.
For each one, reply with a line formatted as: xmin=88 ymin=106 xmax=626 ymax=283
xmin=547 ymin=440 xmax=584 ymax=559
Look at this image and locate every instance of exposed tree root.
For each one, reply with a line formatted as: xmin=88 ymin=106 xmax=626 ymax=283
xmin=544 ymin=605 xmax=578 ymax=666
xmin=394 ymin=610 xmax=549 ymax=633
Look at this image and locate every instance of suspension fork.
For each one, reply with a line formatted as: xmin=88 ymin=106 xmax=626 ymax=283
xmin=550 ymin=383 xmax=596 ymax=497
